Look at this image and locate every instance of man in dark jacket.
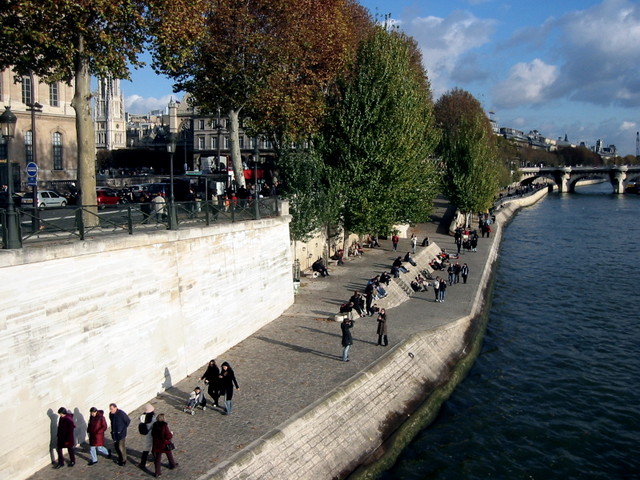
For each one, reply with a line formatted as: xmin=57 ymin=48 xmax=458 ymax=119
xmin=341 ymin=318 xmax=354 ymax=362
xmin=109 ymin=403 xmax=131 ymax=466
xmin=55 ymin=407 xmax=76 ymax=468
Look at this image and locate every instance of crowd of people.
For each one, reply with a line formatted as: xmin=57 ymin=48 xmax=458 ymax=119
xmin=53 ymin=360 xmax=239 ymax=478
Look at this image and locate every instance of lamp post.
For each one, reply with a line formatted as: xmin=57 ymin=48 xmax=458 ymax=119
xmin=253 ymin=136 xmax=261 ymax=219
xmin=166 ymin=136 xmax=178 ymax=230
xmin=26 ymin=100 xmax=42 ymax=232
xmin=0 ymin=106 xmax=22 ymax=248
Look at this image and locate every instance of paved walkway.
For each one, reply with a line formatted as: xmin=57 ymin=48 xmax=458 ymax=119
xmin=28 ymin=198 xmax=498 ymax=480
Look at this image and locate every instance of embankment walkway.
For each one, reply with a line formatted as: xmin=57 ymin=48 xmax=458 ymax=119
xmin=27 ymin=193 xmax=541 ymax=480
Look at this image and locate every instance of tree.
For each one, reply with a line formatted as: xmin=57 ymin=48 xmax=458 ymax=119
xmin=435 ymin=88 xmax=502 ymax=218
xmin=0 ymin=0 xmax=148 ymax=222
xmin=149 ymin=0 xmax=368 ymax=188
xmin=319 ymin=25 xmax=440 ymax=236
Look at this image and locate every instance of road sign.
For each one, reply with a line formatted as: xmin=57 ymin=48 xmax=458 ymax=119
xmin=27 ymin=176 xmax=37 ymax=187
xmin=26 ymin=162 xmax=38 ymax=177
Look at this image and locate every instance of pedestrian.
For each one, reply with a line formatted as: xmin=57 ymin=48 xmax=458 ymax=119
xmin=54 ymin=407 xmax=76 ymax=469
xmin=87 ymin=407 xmax=110 ymax=466
xmin=454 ymin=262 xmax=461 ymax=284
xmin=341 ymin=317 xmax=354 ymax=362
xmin=364 ymin=283 xmax=374 ymax=316
xmin=151 ymin=414 xmax=178 ymax=477
xmin=200 ymin=359 xmax=221 ymax=407
xmin=391 ymin=233 xmax=399 ymax=251
xmin=433 ymin=277 xmax=440 ymax=302
xmin=219 ymin=362 xmax=240 ymax=415
xmin=138 ymin=403 xmax=156 ymax=470
xmin=438 ymin=278 xmax=447 ymax=302
xmin=108 ymin=403 xmax=130 ymax=466
xmin=461 ymin=263 xmax=470 ymax=284
xmin=447 ymin=264 xmax=455 ymax=286
xmin=152 ymin=194 xmax=166 ymax=222
xmin=376 ymin=308 xmax=388 ymax=346
xmin=411 ymin=234 xmax=417 ymax=254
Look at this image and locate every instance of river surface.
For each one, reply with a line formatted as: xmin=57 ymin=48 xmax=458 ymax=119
xmin=381 ymin=183 xmax=640 ymax=480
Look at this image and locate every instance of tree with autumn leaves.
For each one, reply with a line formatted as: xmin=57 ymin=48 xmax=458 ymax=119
xmin=0 ymin=0 xmax=147 ymax=222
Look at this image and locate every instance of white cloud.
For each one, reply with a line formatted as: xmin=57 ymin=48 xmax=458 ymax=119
xmin=620 ymin=121 xmax=637 ymax=131
xmin=399 ymin=10 xmax=496 ymax=97
xmin=125 ymin=94 xmax=175 ymax=114
xmin=492 ymin=59 xmax=558 ymax=108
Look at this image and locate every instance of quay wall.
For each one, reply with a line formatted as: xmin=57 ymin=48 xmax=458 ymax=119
xmin=201 ymin=187 xmax=550 ymax=480
xmin=0 ymin=216 xmax=294 ymax=480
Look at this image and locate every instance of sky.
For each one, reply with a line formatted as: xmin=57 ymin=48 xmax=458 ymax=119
xmin=120 ymin=0 xmax=640 ymax=156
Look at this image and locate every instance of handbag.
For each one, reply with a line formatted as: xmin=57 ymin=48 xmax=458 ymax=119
xmin=166 ymin=442 xmax=175 ymax=451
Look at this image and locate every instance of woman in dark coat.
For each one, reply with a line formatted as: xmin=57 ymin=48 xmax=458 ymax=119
xmin=151 ymin=414 xmax=177 ymax=477
xmin=219 ymin=362 xmax=240 ymax=415
xmin=376 ymin=308 xmax=388 ymax=346
xmin=55 ymin=407 xmax=76 ymax=468
xmin=87 ymin=407 xmax=109 ymax=465
xmin=200 ymin=359 xmax=221 ymax=407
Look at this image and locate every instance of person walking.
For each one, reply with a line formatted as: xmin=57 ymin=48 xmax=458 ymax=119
xmin=341 ymin=317 xmax=354 ymax=361
xmin=461 ymin=263 xmax=470 ymax=284
xmin=391 ymin=233 xmax=399 ymax=252
xmin=54 ymin=407 xmax=76 ymax=469
xmin=219 ymin=362 xmax=240 ymax=415
xmin=138 ymin=403 xmax=156 ymax=470
xmin=376 ymin=309 xmax=388 ymax=346
xmin=438 ymin=278 xmax=447 ymax=302
xmin=433 ymin=277 xmax=440 ymax=302
xmin=200 ymin=359 xmax=221 ymax=407
xmin=87 ymin=407 xmax=110 ymax=466
xmin=109 ymin=403 xmax=130 ymax=466
xmin=410 ymin=234 xmax=417 ymax=254
xmin=152 ymin=194 xmax=166 ymax=222
xmin=151 ymin=414 xmax=178 ymax=478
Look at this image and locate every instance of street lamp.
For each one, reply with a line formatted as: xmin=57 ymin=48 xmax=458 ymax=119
xmin=253 ymin=136 xmax=261 ymax=219
xmin=166 ymin=135 xmax=178 ymax=230
xmin=0 ymin=106 xmax=22 ymax=248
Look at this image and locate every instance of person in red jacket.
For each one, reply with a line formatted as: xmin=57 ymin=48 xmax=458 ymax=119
xmin=54 ymin=407 xmax=76 ymax=469
xmin=152 ymin=414 xmax=178 ymax=477
xmin=87 ymin=407 xmax=110 ymax=466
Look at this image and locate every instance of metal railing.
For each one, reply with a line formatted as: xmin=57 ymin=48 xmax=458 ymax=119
xmin=1 ymin=197 xmax=280 ymax=248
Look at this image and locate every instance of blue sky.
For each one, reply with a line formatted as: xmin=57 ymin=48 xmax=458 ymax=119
xmin=121 ymin=0 xmax=640 ymax=156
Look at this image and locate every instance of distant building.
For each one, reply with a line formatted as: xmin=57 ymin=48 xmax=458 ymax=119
xmin=92 ymin=76 xmax=126 ymax=150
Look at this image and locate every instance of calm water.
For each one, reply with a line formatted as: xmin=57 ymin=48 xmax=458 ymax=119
xmin=381 ymin=183 xmax=640 ymax=480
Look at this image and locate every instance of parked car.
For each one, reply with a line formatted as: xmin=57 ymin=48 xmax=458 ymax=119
xmin=96 ymin=188 xmax=121 ymax=208
xmin=21 ymin=190 xmax=68 ymax=208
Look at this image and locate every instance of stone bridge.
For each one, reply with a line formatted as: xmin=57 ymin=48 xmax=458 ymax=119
xmin=519 ymin=165 xmax=640 ymax=194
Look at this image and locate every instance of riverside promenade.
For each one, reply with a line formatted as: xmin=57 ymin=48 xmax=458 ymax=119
xmin=28 ymin=196 xmax=511 ymax=480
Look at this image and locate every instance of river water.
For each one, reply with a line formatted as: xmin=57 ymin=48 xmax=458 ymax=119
xmin=381 ymin=183 xmax=640 ymax=479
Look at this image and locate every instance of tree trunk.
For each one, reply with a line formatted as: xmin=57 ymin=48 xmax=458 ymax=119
xmin=228 ymin=109 xmax=245 ymax=188
xmin=71 ymin=35 xmax=98 ymax=226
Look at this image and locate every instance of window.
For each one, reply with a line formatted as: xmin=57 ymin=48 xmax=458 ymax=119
xmin=52 ymin=132 xmax=63 ymax=170
xmin=239 ymin=136 xmax=245 ymax=149
xmin=198 ymin=119 xmax=205 ymax=130
xmin=22 ymin=77 xmax=32 ymax=105
xmin=25 ymin=130 xmax=33 ymax=164
xmin=197 ymin=136 xmax=205 ymax=150
xmin=49 ymin=82 xmax=59 ymax=107
xmin=223 ymin=136 xmax=229 ymax=149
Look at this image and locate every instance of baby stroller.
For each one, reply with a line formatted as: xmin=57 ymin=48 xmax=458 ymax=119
xmin=183 ymin=387 xmax=207 ymax=415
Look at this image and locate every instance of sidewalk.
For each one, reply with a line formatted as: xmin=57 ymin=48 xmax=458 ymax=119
xmin=28 ymin=199 xmax=497 ymax=480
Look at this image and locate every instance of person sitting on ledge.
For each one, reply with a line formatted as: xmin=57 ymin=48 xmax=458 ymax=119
xmin=379 ymin=271 xmax=391 ymax=286
xmin=392 ymin=256 xmax=410 ymax=274
xmin=404 ymin=252 xmax=417 ymax=266
xmin=312 ymin=258 xmax=329 ymax=277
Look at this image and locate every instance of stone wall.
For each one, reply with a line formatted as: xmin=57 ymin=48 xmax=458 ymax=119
xmin=0 ymin=217 xmax=294 ymax=480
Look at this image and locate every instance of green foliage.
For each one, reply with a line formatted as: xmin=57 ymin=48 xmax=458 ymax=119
xmin=319 ymin=25 xmax=440 ymax=235
xmin=440 ymin=115 xmax=501 ymax=213
xmin=278 ymin=148 xmax=339 ymax=241
xmin=435 ymin=88 xmax=502 ymax=213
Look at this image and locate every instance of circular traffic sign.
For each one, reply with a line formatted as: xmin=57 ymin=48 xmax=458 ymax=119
xmin=26 ymin=162 xmax=38 ymax=176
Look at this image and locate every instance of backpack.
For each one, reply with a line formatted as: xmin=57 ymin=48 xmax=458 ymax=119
xmin=138 ymin=422 xmax=149 ymax=435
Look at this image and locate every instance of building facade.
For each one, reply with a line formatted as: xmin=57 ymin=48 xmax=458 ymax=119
xmin=0 ymin=68 xmax=77 ymax=191
xmin=92 ymin=76 xmax=126 ymax=151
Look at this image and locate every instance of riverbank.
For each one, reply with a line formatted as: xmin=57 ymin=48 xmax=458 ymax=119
xmin=25 ymin=188 xmax=548 ymax=480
